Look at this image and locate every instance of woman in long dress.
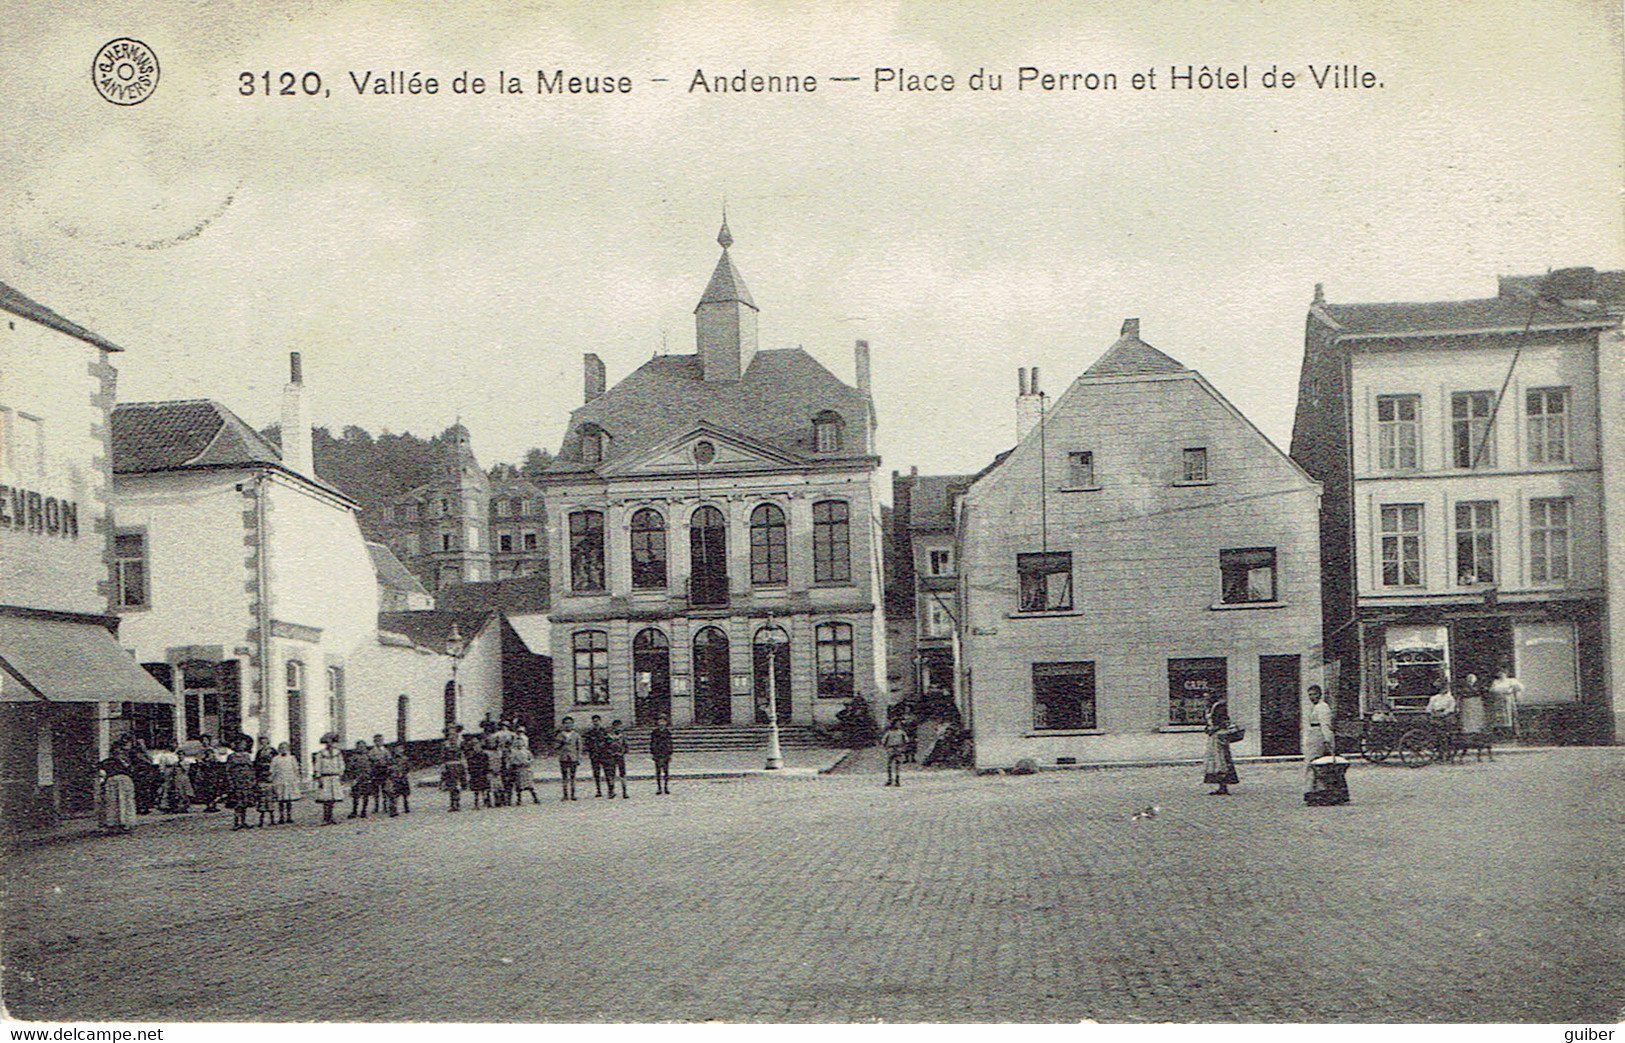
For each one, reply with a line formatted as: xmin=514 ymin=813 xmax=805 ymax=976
xmin=312 ymin=733 xmax=347 ymax=826
xmin=97 ymin=744 xmax=138 ymax=834
xmin=1202 ymin=695 xmax=1240 ymax=795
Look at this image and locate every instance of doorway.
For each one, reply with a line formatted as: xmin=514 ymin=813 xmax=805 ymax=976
xmin=753 ymin=626 xmax=791 ymax=724
xmin=692 ymin=626 xmax=731 ymax=724
xmin=633 ymin=628 xmax=672 ymax=726
xmin=1259 ymin=654 xmax=1301 ymax=756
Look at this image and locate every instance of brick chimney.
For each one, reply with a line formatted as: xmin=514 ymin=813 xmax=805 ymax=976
xmin=280 ymin=352 xmax=314 ymax=477
xmin=584 ymin=353 xmax=606 ymax=402
xmin=1016 ymin=365 xmax=1044 ymax=441
xmin=854 ymin=339 xmax=871 ymax=395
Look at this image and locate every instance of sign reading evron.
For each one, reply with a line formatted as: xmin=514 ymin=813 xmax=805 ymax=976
xmin=93 ymin=38 xmax=159 ymax=105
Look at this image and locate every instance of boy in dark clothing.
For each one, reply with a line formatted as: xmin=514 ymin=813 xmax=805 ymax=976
xmin=649 ymin=715 xmax=673 ymax=795
xmin=463 ymin=736 xmax=492 ymax=809
xmin=583 ymin=715 xmax=609 ymax=797
xmin=606 ymin=720 xmax=629 ymax=799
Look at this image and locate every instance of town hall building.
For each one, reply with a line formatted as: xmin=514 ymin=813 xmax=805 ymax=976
xmin=538 ymin=220 xmax=886 ymax=731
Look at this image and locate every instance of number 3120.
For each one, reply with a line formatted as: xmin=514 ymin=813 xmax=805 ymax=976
xmin=240 ymin=72 xmax=325 ymax=96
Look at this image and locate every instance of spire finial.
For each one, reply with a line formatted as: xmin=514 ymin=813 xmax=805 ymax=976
xmin=718 ymin=209 xmax=733 ymax=250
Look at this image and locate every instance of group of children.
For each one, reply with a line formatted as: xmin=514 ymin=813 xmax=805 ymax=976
xmin=436 ymin=719 xmax=541 ymax=811
xmin=220 ymin=735 xmax=311 ymax=830
xmin=305 ymin=732 xmax=414 ymax=826
xmin=551 ymin=714 xmax=660 ymax=800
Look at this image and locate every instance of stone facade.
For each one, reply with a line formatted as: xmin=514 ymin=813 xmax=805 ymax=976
xmin=960 ymin=320 xmax=1324 ymax=769
xmin=539 ymin=221 xmax=886 ymax=729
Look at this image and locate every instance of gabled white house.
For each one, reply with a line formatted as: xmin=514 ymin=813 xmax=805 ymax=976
xmin=959 ymin=320 xmax=1324 ymax=769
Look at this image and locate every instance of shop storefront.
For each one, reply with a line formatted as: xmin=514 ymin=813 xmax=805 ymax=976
xmin=0 ymin=614 xmax=177 ymax=825
xmin=1359 ymin=600 xmax=1606 ymax=743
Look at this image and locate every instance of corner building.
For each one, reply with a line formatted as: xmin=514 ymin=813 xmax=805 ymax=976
xmin=1291 ymin=273 xmax=1623 ymax=743
xmin=539 ymin=221 xmax=885 ymax=729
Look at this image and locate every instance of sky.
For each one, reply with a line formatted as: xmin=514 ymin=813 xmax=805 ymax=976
xmin=3 ymin=0 xmax=1621 ymax=484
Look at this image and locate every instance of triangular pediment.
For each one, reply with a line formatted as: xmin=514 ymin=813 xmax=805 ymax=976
xmin=599 ymin=423 xmax=806 ymax=476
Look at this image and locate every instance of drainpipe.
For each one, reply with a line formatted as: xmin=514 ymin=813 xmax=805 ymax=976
xmin=253 ymin=468 xmax=273 ymax=740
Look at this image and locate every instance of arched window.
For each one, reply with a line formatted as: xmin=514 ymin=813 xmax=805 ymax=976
xmin=690 ymin=505 xmax=728 ymax=606
xmin=815 ymin=622 xmax=855 ymax=700
xmin=813 ymin=410 xmax=845 ymax=453
xmin=572 ymin=630 xmax=610 ymax=705
xmin=580 ymin=424 xmax=606 ymax=466
xmin=630 ymin=508 xmax=667 ymax=590
xmin=750 ymin=503 xmax=788 ymax=586
xmin=813 ymin=500 xmax=851 ymax=583
xmin=569 ymin=510 xmax=606 ymax=592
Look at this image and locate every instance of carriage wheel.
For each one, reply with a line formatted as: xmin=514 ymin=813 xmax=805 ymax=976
xmin=1359 ymin=734 xmax=1392 ymax=764
xmin=1397 ymin=729 xmax=1435 ymax=768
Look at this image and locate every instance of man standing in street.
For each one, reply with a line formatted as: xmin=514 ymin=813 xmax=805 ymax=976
xmin=555 ymin=716 xmax=583 ymax=801
xmin=650 ymin=714 xmax=673 ymax=795
xmin=881 ymin=719 xmax=908 ymax=787
xmin=584 ymin=715 xmax=610 ymax=797
xmin=606 ymin=720 xmax=630 ymax=799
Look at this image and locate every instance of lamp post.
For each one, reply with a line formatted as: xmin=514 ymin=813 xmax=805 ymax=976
xmin=444 ymin=621 xmax=468 ymax=727
xmin=761 ymin=630 xmax=785 ymax=770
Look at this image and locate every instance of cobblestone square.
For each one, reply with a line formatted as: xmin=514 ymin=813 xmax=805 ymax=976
xmin=4 ymin=749 xmax=1622 ymax=1023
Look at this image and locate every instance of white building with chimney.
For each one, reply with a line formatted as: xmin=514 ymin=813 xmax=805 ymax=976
xmin=109 ymin=354 xmax=501 ymax=770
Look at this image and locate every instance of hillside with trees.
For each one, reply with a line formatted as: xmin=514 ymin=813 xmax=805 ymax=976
xmin=262 ymin=423 xmax=551 ymax=538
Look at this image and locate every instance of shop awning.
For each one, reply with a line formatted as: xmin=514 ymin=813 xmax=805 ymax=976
xmin=0 ymin=616 xmax=177 ymax=704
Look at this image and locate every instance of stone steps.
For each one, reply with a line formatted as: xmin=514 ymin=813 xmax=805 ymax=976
xmin=620 ymin=724 xmax=830 ymax=753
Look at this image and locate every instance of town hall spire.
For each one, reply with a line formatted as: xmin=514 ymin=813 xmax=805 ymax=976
xmin=695 ymin=214 xmax=758 ymax=382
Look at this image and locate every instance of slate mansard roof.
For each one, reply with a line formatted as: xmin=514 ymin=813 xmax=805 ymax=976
xmin=548 ymin=348 xmax=871 ymax=474
xmin=0 ymin=280 xmax=125 ymax=353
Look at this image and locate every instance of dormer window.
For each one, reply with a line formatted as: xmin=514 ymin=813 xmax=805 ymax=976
xmin=580 ymin=424 xmax=606 ymax=466
xmin=813 ymin=411 xmax=844 ymax=453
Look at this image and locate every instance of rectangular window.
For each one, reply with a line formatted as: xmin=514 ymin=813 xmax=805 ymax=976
xmin=924 ymin=598 xmax=953 ymax=638
xmin=1181 ymin=447 xmax=1208 ymax=483
xmin=523 ymin=531 xmax=538 ymax=551
xmin=1168 ymin=657 xmax=1226 ymax=727
xmin=494 ymin=500 xmax=511 ymax=518
xmin=570 ymin=511 xmax=606 ymax=592
xmin=1527 ymin=388 xmax=1569 ymax=464
xmin=1017 ymin=552 xmax=1072 ymax=612
xmin=1376 ymin=394 xmax=1420 ymax=471
xmin=928 ymin=549 xmax=953 ymax=577
xmin=114 ymin=531 xmax=148 ymax=608
xmin=1529 ymin=498 xmax=1571 ymax=584
xmin=1380 ymin=505 xmax=1424 ymax=587
xmin=1451 ymin=391 xmax=1496 ymax=468
xmin=815 ymin=622 xmax=855 ymax=699
xmin=326 ymin=665 xmax=343 ymax=736
xmin=1220 ymin=547 xmax=1277 ymax=604
xmin=572 ymin=630 xmax=610 ymax=705
xmin=521 ymin=499 xmax=535 ymax=515
xmin=441 ymin=533 xmax=453 ymax=552
xmin=812 ymin=500 xmax=852 ymax=583
xmin=1033 ymin=661 xmax=1097 ymax=731
xmin=499 ymin=532 xmax=513 ymax=552
xmin=1454 ymin=500 xmax=1498 ymax=585
xmin=1068 ymin=451 xmax=1095 ymax=487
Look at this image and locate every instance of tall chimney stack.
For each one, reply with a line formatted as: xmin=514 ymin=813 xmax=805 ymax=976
xmin=1016 ymin=364 xmax=1044 ymax=442
xmin=280 ymin=351 xmax=314 ymax=477
xmin=854 ymin=339 xmax=871 ymax=395
xmin=584 ymin=353 xmax=606 ymax=402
